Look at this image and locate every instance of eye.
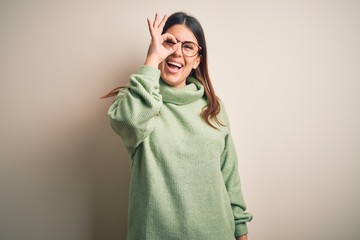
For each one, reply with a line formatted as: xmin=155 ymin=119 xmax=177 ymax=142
xmin=183 ymin=43 xmax=195 ymax=50
xmin=164 ymin=40 xmax=175 ymax=46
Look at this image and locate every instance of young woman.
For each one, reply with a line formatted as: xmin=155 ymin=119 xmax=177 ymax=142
xmin=106 ymin=12 xmax=253 ymax=240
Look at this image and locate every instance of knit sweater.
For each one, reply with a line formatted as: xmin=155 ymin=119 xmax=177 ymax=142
xmin=108 ymin=65 xmax=252 ymax=240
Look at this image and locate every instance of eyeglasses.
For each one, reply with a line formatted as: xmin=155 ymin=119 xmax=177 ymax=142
xmin=163 ymin=39 xmax=202 ymax=57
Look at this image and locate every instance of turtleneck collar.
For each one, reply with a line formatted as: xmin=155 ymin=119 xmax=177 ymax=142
xmin=159 ymin=76 xmax=205 ymax=105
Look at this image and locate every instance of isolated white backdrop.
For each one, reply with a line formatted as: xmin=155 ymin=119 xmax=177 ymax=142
xmin=1 ymin=1 xmax=359 ymax=240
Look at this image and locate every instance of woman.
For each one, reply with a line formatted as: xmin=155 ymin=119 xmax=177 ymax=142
xmin=106 ymin=12 xmax=253 ymax=240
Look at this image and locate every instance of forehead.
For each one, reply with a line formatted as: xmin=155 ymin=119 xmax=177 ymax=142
xmin=165 ymin=24 xmax=198 ymax=44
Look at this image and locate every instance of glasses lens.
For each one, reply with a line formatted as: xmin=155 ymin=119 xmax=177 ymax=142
xmin=182 ymin=42 xmax=198 ymax=57
xmin=163 ymin=40 xmax=175 ymax=48
xmin=163 ymin=40 xmax=200 ymax=57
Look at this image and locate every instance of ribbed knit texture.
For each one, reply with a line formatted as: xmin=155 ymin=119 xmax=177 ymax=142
xmin=108 ymin=65 xmax=252 ymax=240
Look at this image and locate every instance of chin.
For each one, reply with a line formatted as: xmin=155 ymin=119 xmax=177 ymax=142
xmin=161 ymin=75 xmax=186 ymax=88
xmin=159 ymin=62 xmax=191 ymax=88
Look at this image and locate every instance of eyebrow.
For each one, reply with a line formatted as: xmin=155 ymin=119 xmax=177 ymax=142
xmin=175 ymin=38 xmax=197 ymax=45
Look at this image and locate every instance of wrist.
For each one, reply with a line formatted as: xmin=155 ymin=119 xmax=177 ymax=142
xmin=236 ymin=234 xmax=248 ymax=240
xmin=144 ymin=55 xmax=161 ymax=69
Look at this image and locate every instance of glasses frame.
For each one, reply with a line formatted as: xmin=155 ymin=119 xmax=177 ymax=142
xmin=164 ymin=39 xmax=202 ymax=57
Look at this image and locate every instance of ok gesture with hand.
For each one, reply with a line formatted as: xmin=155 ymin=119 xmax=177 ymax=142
xmin=145 ymin=13 xmax=180 ymax=68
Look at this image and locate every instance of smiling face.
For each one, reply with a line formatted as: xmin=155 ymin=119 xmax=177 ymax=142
xmin=159 ymin=24 xmax=201 ymax=88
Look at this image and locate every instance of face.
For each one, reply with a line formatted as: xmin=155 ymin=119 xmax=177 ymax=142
xmin=159 ymin=24 xmax=201 ymax=88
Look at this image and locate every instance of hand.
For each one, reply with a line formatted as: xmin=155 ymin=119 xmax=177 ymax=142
xmin=144 ymin=13 xmax=181 ymax=68
xmin=236 ymin=235 xmax=248 ymax=240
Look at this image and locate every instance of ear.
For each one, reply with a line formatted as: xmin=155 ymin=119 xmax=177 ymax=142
xmin=192 ymin=55 xmax=202 ymax=69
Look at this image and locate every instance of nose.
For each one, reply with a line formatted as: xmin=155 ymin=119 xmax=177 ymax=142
xmin=173 ymin=42 xmax=183 ymax=57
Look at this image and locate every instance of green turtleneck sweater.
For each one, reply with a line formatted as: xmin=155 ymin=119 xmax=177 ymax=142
xmin=108 ymin=65 xmax=252 ymax=240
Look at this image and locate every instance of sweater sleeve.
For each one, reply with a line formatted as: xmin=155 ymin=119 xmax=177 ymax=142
xmin=219 ymin=104 xmax=253 ymax=237
xmin=108 ymin=65 xmax=162 ymax=152
xmin=221 ymin=134 xmax=253 ymax=237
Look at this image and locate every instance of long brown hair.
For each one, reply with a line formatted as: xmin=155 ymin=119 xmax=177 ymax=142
xmin=102 ymin=12 xmax=223 ymax=128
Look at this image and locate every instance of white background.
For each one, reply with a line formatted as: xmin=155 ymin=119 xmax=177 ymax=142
xmin=1 ymin=0 xmax=359 ymax=239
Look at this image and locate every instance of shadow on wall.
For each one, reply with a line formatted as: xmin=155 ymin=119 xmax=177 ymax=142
xmin=48 ymin=61 xmax=139 ymax=240
xmin=89 ymin=65 xmax=139 ymax=240
xmin=1 ymin=56 xmax=138 ymax=240
xmin=57 ymin=56 xmax=141 ymax=240
xmin=60 ymin=61 xmax=139 ymax=240
xmin=89 ymin=113 xmax=131 ymax=240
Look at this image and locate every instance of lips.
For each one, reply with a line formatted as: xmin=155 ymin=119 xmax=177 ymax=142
xmin=167 ymin=60 xmax=183 ymax=68
xmin=165 ymin=60 xmax=183 ymax=73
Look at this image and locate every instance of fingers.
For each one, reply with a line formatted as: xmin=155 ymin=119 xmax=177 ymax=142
xmin=167 ymin=42 xmax=181 ymax=55
xmin=172 ymin=42 xmax=181 ymax=52
xmin=152 ymin=13 xmax=167 ymax=29
xmin=146 ymin=17 xmax=153 ymax=36
xmin=152 ymin=13 xmax=159 ymax=28
xmin=159 ymin=14 xmax=168 ymax=30
xmin=161 ymin=33 xmax=177 ymax=44
xmin=145 ymin=13 xmax=175 ymax=63
xmin=147 ymin=13 xmax=168 ymax=37
xmin=162 ymin=33 xmax=180 ymax=55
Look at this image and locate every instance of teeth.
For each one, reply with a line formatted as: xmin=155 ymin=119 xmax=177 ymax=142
xmin=167 ymin=61 xmax=182 ymax=68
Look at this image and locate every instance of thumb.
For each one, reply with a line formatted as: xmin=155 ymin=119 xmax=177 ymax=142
xmin=168 ymin=42 xmax=181 ymax=55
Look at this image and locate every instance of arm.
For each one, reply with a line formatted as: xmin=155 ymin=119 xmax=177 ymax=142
xmin=221 ymin=133 xmax=253 ymax=237
xmin=108 ymin=66 xmax=163 ymax=150
xmin=219 ymin=104 xmax=253 ymax=238
xmin=108 ymin=13 xmax=180 ymax=151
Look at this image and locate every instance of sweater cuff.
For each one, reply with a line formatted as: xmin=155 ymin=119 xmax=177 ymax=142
xmin=138 ymin=65 xmax=161 ymax=82
xmin=235 ymin=223 xmax=248 ymax=237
